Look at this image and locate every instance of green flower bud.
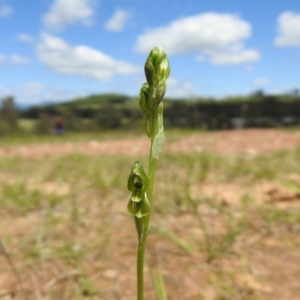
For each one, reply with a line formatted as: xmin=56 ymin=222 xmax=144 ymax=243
xmin=155 ymin=49 xmax=165 ymax=70
xmin=152 ymin=80 xmax=166 ymax=109
xmin=142 ymin=113 xmax=152 ymax=137
xmin=139 ymin=83 xmax=151 ymax=113
xmin=157 ymin=54 xmax=170 ymax=81
xmin=144 ymin=58 xmax=155 ymax=86
xmin=148 ymin=47 xmax=161 ymax=70
xmin=146 ymin=46 xmax=170 ymax=83
xmin=140 ymin=83 xmax=150 ymax=95
xmin=138 ymin=46 xmax=169 ymax=139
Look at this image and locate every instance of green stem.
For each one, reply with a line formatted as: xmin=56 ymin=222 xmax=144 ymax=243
xmin=136 ymin=215 xmax=149 ymax=300
xmin=136 ymin=126 xmax=159 ymax=300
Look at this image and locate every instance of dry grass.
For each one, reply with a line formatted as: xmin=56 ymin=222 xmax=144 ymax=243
xmin=0 ymin=129 xmax=300 ymax=299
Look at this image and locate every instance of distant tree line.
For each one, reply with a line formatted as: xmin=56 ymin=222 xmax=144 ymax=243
xmin=163 ymin=96 xmax=300 ymax=129
xmin=1 ymin=94 xmax=300 ymax=135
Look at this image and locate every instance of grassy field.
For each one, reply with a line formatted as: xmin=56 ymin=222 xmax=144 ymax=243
xmin=0 ymin=129 xmax=300 ymax=299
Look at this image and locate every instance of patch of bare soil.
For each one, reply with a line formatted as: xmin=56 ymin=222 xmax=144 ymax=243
xmin=0 ymin=129 xmax=299 ymax=158
xmin=0 ymin=129 xmax=300 ymax=299
xmin=1 ymin=192 xmax=299 ymax=300
xmin=168 ymin=128 xmax=300 ymax=155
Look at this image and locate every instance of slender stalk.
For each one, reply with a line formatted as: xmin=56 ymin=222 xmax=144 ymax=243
xmin=147 ymin=158 xmax=158 ymax=206
xmin=127 ymin=46 xmax=170 ymax=300
xmin=136 ymin=122 xmax=159 ymax=299
xmin=136 ymin=215 xmax=149 ymax=300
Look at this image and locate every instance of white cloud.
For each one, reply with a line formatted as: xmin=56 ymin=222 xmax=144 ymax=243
xmin=17 ymin=33 xmax=34 ymax=44
xmin=36 ymin=33 xmax=140 ymax=81
xmin=43 ymin=0 xmax=97 ymax=30
xmin=253 ymin=77 xmax=269 ymax=86
xmin=10 ymin=55 xmax=31 ymax=65
xmin=275 ymin=12 xmax=300 ymax=47
xmin=0 ymin=5 xmax=13 ymax=17
xmin=0 ymin=81 xmax=89 ymax=105
xmin=0 ymin=54 xmax=5 ymax=64
xmin=208 ymin=44 xmax=260 ymax=65
xmin=0 ymin=54 xmax=31 ymax=65
xmin=135 ymin=12 xmax=259 ymax=65
xmin=20 ymin=82 xmax=70 ymax=104
xmin=105 ymin=8 xmax=131 ymax=32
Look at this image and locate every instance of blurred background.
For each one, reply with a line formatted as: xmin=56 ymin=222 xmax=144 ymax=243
xmin=1 ymin=0 xmax=300 ymax=135
xmin=1 ymin=1 xmax=300 ymax=299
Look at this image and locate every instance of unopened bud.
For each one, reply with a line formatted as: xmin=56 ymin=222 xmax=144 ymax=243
xmin=152 ymin=80 xmax=166 ymax=108
xmin=146 ymin=47 xmax=170 ymax=83
xmin=139 ymin=84 xmax=151 ymax=113
xmin=148 ymin=47 xmax=161 ymax=69
xmin=142 ymin=113 xmax=152 ymax=137
xmin=157 ymin=54 xmax=170 ymax=81
xmin=144 ymin=58 xmax=155 ymax=86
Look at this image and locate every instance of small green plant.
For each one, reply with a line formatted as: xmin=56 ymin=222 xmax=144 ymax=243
xmin=127 ymin=46 xmax=170 ymax=300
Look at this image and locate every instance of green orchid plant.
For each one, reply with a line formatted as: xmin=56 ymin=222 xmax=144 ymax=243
xmin=127 ymin=46 xmax=170 ymax=300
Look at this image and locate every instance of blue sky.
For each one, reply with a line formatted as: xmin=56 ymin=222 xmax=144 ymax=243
xmin=1 ymin=0 xmax=300 ymax=105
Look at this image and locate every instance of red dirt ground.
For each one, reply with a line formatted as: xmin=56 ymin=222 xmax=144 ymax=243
xmin=0 ymin=129 xmax=299 ymax=158
xmin=0 ymin=129 xmax=300 ymax=300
